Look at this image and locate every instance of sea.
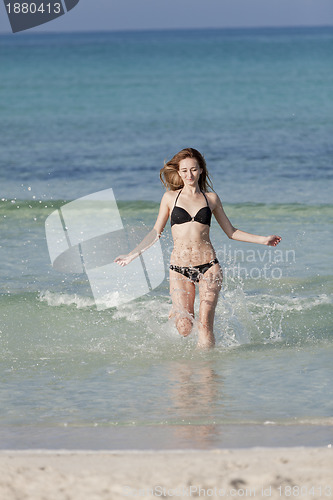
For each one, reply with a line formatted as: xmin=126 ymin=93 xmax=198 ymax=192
xmin=0 ymin=26 xmax=332 ymax=450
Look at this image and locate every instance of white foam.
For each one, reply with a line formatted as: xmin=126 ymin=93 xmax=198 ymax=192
xmin=38 ymin=290 xmax=95 ymax=309
xmin=247 ymin=293 xmax=331 ymax=317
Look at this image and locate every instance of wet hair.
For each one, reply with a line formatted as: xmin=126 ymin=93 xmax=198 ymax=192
xmin=160 ymin=147 xmax=214 ymax=192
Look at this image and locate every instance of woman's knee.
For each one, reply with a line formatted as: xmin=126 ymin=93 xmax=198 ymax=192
xmin=176 ymin=316 xmax=193 ymax=337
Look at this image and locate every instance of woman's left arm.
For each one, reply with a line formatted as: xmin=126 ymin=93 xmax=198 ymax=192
xmin=211 ymin=193 xmax=282 ymax=247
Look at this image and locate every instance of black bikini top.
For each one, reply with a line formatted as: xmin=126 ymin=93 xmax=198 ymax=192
xmin=170 ymin=190 xmax=212 ymax=227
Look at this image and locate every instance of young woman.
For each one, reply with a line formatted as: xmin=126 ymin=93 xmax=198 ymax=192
xmin=115 ymin=148 xmax=281 ymax=348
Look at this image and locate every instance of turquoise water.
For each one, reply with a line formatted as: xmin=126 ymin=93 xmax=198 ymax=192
xmin=0 ymin=27 xmax=332 ymax=448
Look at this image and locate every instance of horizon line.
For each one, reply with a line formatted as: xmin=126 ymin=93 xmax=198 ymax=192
xmin=0 ymin=23 xmax=332 ymax=36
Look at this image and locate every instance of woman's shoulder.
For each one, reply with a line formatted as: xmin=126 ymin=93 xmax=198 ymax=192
xmin=205 ymin=191 xmax=220 ymax=207
xmin=161 ymin=189 xmax=181 ymax=206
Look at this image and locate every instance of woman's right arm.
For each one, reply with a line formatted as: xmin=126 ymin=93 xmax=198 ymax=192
xmin=114 ymin=192 xmax=171 ymax=266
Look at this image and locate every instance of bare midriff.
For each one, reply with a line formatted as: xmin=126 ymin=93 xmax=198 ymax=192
xmin=170 ymin=223 xmax=216 ymax=267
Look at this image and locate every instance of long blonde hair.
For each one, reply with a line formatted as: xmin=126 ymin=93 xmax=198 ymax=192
xmin=160 ymin=148 xmax=214 ymax=192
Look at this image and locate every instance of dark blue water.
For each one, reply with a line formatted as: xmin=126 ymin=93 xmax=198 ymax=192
xmin=0 ymin=27 xmax=332 ymax=202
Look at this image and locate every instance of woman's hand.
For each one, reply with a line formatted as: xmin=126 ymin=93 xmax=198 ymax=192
xmin=264 ymin=235 xmax=282 ymax=247
xmin=114 ymin=253 xmax=137 ymax=267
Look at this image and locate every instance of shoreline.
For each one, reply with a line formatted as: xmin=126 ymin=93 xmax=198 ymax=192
xmin=0 ymin=448 xmax=332 ymax=500
xmin=1 ymin=423 xmax=332 ymax=451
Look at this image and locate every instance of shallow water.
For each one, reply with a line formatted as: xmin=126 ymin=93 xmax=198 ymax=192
xmin=0 ymin=200 xmax=332 ymax=434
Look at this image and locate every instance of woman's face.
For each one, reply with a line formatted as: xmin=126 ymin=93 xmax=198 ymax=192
xmin=178 ymin=157 xmax=203 ymax=186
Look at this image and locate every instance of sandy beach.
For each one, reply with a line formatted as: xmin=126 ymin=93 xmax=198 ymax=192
xmin=0 ymin=448 xmax=332 ymax=500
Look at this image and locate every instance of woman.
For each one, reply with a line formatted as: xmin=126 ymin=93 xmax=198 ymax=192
xmin=115 ymin=148 xmax=281 ymax=348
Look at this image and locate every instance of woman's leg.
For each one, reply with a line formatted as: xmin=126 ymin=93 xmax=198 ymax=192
xmin=198 ymin=264 xmax=223 ymax=348
xmin=169 ymin=269 xmax=196 ymax=337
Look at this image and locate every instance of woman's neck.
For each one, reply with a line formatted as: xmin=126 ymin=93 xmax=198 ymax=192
xmin=181 ymin=185 xmax=201 ymax=196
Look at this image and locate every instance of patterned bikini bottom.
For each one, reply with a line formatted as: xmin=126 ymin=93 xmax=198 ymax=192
xmin=169 ymin=258 xmax=219 ymax=283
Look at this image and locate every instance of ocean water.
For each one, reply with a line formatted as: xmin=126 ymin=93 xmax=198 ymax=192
xmin=0 ymin=27 xmax=332 ymax=449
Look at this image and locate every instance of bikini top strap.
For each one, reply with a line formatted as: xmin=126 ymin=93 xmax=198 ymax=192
xmin=173 ymin=189 xmax=182 ymax=207
xmin=201 ymin=191 xmax=209 ymax=206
